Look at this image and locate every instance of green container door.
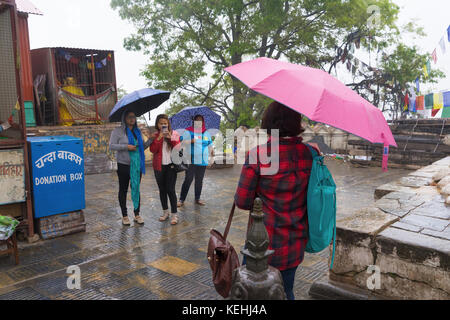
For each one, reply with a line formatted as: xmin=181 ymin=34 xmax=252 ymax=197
xmin=24 ymin=101 xmax=36 ymax=127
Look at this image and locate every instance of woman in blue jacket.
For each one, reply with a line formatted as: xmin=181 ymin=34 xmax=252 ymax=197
xmin=178 ymin=115 xmax=213 ymax=207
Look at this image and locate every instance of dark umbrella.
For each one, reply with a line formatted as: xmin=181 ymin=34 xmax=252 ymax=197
xmin=170 ymin=106 xmax=221 ymax=133
xmin=109 ymin=88 xmax=170 ymax=122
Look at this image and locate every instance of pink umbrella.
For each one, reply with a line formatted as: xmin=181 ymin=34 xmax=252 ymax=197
xmin=225 ymin=57 xmax=397 ymax=171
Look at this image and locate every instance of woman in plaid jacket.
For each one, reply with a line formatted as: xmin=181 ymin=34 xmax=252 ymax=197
xmin=234 ymin=101 xmax=318 ymax=300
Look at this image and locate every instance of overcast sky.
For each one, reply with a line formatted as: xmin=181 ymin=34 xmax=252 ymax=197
xmin=27 ymin=0 xmax=450 ymax=121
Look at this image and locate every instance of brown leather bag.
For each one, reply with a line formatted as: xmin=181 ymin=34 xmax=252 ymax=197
xmin=207 ymin=202 xmax=240 ymax=298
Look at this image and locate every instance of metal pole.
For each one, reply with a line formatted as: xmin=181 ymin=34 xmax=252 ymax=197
xmin=90 ymin=53 xmax=99 ymax=122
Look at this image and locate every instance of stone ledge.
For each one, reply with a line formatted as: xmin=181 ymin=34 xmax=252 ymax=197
xmin=309 ymin=280 xmax=382 ymax=300
xmin=376 ymin=228 xmax=450 ymax=271
xmin=316 ymin=157 xmax=450 ymax=300
xmin=332 ymin=208 xmax=398 ymax=276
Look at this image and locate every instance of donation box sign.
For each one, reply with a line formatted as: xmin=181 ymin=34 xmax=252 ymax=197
xmin=28 ymin=136 xmax=85 ymax=218
xmin=0 ymin=149 xmax=26 ymax=205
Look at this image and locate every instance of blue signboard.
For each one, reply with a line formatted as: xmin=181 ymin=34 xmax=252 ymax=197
xmin=28 ymin=136 xmax=85 ymax=218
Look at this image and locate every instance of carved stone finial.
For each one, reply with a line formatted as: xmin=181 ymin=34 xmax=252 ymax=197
xmin=229 ymin=198 xmax=286 ymax=300
xmin=243 ymin=198 xmax=273 ymax=273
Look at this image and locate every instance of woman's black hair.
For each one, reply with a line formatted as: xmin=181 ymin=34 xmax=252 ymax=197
xmin=155 ymin=114 xmax=172 ymax=132
xmin=192 ymin=114 xmax=204 ymax=120
xmin=261 ymin=101 xmax=304 ymax=137
xmin=124 ymin=110 xmax=138 ymax=132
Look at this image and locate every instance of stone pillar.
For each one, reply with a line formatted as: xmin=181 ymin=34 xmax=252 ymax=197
xmin=229 ymin=198 xmax=286 ymax=300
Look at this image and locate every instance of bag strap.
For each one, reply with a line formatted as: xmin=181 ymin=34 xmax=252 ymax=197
xmin=306 ymin=144 xmax=319 ymax=158
xmin=223 ymin=202 xmax=236 ymax=240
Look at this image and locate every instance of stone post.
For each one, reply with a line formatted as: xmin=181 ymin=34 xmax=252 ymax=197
xmin=229 ymin=198 xmax=286 ymax=300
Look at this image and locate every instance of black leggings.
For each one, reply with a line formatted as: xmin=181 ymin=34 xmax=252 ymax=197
xmin=154 ymin=165 xmax=178 ymax=214
xmin=180 ymin=164 xmax=207 ymax=202
xmin=117 ymin=163 xmax=141 ymax=217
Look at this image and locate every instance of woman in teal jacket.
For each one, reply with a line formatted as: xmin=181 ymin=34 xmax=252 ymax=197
xmin=178 ymin=115 xmax=213 ymax=207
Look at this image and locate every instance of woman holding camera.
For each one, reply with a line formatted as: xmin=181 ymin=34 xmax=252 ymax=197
xmin=150 ymin=114 xmax=181 ymax=225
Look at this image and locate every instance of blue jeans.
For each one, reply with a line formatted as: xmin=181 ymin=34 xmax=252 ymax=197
xmin=242 ymin=256 xmax=298 ymax=300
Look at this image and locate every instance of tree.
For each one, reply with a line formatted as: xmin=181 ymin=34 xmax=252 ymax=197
xmin=344 ymin=24 xmax=444 ymax=120
xmin=110 ymin=0 xmax=430 ymax=127
xmin=117 ymin=85 xmax=128 ymax=100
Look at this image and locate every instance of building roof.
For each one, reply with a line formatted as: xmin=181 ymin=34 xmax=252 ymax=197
xmin=16 ymin=0 xmax=42 ymax=15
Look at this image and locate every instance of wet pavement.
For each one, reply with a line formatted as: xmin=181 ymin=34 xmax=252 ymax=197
xmin=0 ymin=159 xmax=410 ymax=300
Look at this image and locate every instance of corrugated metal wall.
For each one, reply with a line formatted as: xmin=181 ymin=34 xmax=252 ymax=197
xmin=0 ymin=8 xmax=19 ymax=124
xmin=17 ymin=13 xmax=33 ymax=102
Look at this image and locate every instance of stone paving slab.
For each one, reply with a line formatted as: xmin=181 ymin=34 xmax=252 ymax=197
xmin=391 ymin=221 xmax=423 ymax=233
xmin=377 ymin=228 xmax=450 ymax=264
xmin=411 ymin=201 xmax=450 ymax=220
xmin=421 ymin=226 xmax=450 ymax=241
xmin=400 ymin=214 xmax=449 ymax=232
xmin=0 ymin=160 xmax=410 ymax=300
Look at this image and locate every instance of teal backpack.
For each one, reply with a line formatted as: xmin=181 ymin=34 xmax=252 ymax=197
xmin=305 ymin=145 xmax=337 ymax=270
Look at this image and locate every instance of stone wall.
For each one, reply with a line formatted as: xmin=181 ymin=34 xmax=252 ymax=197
xmin=27 ymin=124 xmax=155 ymax=175
xmin=302 ymin=122 xmax=359 ymax=154
xmin=310 ymin=157 xmax=450 ymax=300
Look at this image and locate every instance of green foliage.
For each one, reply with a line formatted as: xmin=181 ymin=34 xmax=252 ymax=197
xmin=111 ymin=0 xmax=437 ymax=126
xmin=117 ymin=86 xmax=128 ymax=100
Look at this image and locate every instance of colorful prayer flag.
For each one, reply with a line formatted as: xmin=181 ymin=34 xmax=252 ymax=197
xmin=431 ymin=49 xmax=437 ymax=64
xmin=433 ymin=93 xmax=444 ymax=110
xmin=426 ymin=60 xmax=431 ymax=73
xmin=431 ymin=109 xmax=442 ymax=118
xmin=95 ymin=62 xmax=103 ymax=69
xmin=425 ymin=94 xmax=434 ymax=109
xmin=403 ymin=93 xmax=409 ymax=112
xmin=409 ymin=88 xmax=417 ymax=113
xmin=440 ymin=37 xmax=446 ymax=54
xmin=410 ymin=98 xmax=416 ymax=113
xmin=101 ymin=58 xmax=107 ymax=66
xmin=87 ymin=62 xmax=94 ymax=70
xmin=415 ymin=77 xmax=420 ymax=93
xmin=423 ymin=65 xmax=429 ymax=78
xmin=416 ymin=96 xmax=425 ymax=110
xmin=70 ymin=57 xmax=80 ymax=64
xmin=443 ymin=107 xmax=450 ymax=118
xmin=448 ymin=25 xmax=450 ymax=42
xmin=444 ymin=91 xmax=450 ymax=107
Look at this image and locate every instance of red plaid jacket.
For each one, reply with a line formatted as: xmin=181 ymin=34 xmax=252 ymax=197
xmin=234 ymin=136 xmax=315 ymax=271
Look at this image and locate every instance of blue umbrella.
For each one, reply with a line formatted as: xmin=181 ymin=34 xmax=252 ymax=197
xmin=109 ymin=88 xmax=170 ymax=122
xmin=170 ymin=106 xmax=221 ymax=133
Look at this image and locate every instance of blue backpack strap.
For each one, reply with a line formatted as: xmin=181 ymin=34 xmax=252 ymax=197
xmin=306 ymin=144 xmax=319 ymax=158
xmin=330 ymin=194 xmax=337 ymax=270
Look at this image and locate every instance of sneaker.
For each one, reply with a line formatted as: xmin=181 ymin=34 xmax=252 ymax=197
xmin=122 ymin=216 xmax=131 ymax=226
xmin=134 ymin=215 xmax=145 ymax=225
xmin=195 ymin=200 xmax=206 ymax=206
